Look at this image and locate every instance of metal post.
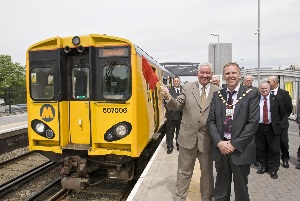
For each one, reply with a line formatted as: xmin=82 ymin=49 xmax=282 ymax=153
xmin=217 ymin=35 xmax=221 ymax=70
xmin=258 ymin=0 xmax=261 ymax=85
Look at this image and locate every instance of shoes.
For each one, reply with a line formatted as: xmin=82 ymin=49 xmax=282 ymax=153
xmin=270 ymin=171 xmax=278 ymax=179
xmin=256 ymin=168 xmax=268 ymax=174
xmin=167 ymin=149 xmax=173 ymax=154
xmin=282 ymin=160 xmax=289 ymax=168
xmin=176 ymin=146 xmax=179 ymax=151
xmin=254 ymin=161 xmax=260 ymax=167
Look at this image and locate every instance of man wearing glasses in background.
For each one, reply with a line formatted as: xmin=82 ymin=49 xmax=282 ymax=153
xmin=267 ymin=76 xmax=293 ymax=169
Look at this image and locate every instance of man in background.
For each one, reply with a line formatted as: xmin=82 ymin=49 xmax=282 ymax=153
xmin=165 ymin=76 xmax=182 ymax=154
xmin=211 ymin=75 xmax=221 ymax=87
xmin=267 ymin=76 xmax=293 ymax=168
xmin=243 ymin=74 xmax=258 ymax=90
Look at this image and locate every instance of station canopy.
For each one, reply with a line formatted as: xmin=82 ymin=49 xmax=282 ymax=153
xmin=160 ymin=62 xmax=199 ymax=77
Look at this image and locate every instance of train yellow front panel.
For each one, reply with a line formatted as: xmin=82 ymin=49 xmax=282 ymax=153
xmin=69 ymin=101 xmax=90 ymax=144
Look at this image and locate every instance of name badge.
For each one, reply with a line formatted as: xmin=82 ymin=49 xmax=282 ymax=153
xmin=226 ymin=105 xmax=234 ymax=116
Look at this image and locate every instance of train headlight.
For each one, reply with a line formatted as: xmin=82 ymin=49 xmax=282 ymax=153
xmin=35 ymin=122 xmax=45 ymax=133
xmin=72 ymin=36 xmax=80 ymax=46
xmin=114 ymin=123 xmax=128 ymax=138
xmin=31 ymin=120 xmax=55 ymax=139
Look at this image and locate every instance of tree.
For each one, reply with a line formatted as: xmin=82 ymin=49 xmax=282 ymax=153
xmin=0 ymin=55 xmax=25 ymax=88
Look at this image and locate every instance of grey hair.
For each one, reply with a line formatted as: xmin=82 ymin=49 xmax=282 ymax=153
xmin=244 ymin=74 xmax=254 ymax=80
xmin=198 ymin=62 xmax=213 ymax=72
xmin=259 ymin=80 xmax=270 ymax=87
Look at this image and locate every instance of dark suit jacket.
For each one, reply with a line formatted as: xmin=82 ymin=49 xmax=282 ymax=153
xmin=207 ymin=85 xmax=259 ymax=165
xmin=276 ymin=88 xmax=293 ymax=128
xmin=165 ymin=87 xmax=182 ymax=120
xmin=267 ymin=94 xmax=287 ymax=135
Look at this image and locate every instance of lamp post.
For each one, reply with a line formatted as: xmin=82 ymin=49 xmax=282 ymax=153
xmin=254 ymin=0 xmax=261 ymax=84
xmin=211 ymin=33 xmax=221 ymax=72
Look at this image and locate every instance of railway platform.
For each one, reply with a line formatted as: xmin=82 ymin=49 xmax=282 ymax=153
xmin=128 ymin=120 xmax=300 ymax=201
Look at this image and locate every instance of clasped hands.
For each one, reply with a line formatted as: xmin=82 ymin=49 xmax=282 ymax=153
xmin=217 ymin=141 xmax=235 ymax=155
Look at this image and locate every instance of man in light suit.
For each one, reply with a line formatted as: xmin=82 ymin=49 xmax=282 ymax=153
xmin=165 ymin=76 xmax=183 ymax=154
xmin=161 ymin=62 xmax=219 ymax=201
xmin=207 ymin=62 xmax=259 ymax=201
xmin=267 ymin=76 xmax=293 ymax=168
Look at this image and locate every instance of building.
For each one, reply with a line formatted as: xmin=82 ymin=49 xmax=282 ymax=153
xmin=208 ymin=43 xmax=232 ymax=75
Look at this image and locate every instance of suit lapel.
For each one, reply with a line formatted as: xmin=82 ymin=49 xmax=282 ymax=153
xmin=191 ymin=82 xmax=201 ymax=108
xmin=220 ymin=88 xmax=227 ymax=123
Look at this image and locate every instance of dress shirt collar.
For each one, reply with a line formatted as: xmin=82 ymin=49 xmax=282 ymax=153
xmin=198 ymin=82 xmax=210 ymax=92
xmin=226 ymin=85 xmax=240 ymax=94
xmin=261 ymin=94 xmax=271 ymax=101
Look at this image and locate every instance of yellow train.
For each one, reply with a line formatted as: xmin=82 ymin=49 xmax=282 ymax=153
xmin=26 ymin=34 xmax=173 ymax=189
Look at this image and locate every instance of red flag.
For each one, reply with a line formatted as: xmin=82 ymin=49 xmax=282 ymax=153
xmin=142 ymin=56 xmax=159 ymax=90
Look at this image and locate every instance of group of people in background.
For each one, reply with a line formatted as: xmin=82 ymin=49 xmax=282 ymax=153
xmin=160 ymin=61 xmax=300 ymax=201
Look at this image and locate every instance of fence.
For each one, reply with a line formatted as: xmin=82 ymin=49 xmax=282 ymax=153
xmin=0 ymin=87 xmax=27 ymax=115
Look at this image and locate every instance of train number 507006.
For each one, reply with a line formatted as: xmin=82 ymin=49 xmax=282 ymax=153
xmin=103 ymin=108 xmax=127 ymax=113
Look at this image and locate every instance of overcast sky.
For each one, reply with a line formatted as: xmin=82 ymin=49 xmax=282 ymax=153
xmin=1 ymin=0 xmax=299 ymax=68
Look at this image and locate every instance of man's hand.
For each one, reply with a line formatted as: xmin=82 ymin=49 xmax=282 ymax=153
xmin=217 ymin=141 xmax=235 ymax=155
xmin=160 ymin=84 xmax=171 ymax=100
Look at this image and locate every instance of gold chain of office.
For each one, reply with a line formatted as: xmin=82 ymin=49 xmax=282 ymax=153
xmin=217 ymin=89 xmax=252 ymax=107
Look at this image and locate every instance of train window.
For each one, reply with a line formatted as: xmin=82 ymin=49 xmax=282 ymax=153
xmin=102 ymin=64 xmax=129 ymax=100
xmin=72 ymin=67 xmax=89 ymax=99
xmin=30 ymin=68 xmax=54 ymax=99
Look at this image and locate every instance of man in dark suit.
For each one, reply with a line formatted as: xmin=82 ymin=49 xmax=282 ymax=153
xmin=295 ymin=100 xmax=300 ymax=169
xmin=243 ymin=74 xmax=258 ymax=91
xmin=267 ymin=76 xmax=293 ymax=168
xmin=207 ymin=62 xmax=259 ymax=201
xmin=161 ymin=63 xmax=219 ymax=201
xmin=256 ymin=81 xmax=286 ymax=179
xmin=165 ymin=76 xmax=183 ymax=154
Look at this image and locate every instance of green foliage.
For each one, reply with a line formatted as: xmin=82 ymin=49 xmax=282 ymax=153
xmin=0 ymin=55 xmax=25 ymax=88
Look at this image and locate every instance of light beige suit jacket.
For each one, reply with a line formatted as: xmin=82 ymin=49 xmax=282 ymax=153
xmin=166 ymin=81 xmax=219 ymax=153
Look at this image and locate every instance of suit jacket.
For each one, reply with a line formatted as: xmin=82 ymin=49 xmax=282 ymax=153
xmin=165 ymin=82 xmax=219 ymax=153
xmin=165 ymin=86 xmax=182 ymax=120
xmin=267 ymin=94 xmax=287 ymax=135
xmin=276 ymin=88 xmax=293 ymax=128
xmin=207 ymin=85 xmax=259 ymax=165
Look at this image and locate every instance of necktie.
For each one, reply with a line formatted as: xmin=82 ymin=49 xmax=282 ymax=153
xmin=263 ymin=97 xmax=269 ymax=124
xmin=223 ymin=90 xmax=236 ymax=139
xmin=271 ymin=91 xmax=275 ymax=95
xmin=200 ymin=86 xmax=206 ymax=109
xmin=176 ymin=88 xmax=179 ymax=95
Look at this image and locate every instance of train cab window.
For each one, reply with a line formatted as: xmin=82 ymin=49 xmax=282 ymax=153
xmin=30 ymin=68 xmax=54 ymax=99
xmin=102 ymin=64 xmax=129 ymax=100
xmin=72 ymin=67 xmax=89 ymax=99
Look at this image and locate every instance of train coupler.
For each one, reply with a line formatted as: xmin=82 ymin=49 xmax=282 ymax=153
xmin=61 ymin=176 xmax=89 ymax=190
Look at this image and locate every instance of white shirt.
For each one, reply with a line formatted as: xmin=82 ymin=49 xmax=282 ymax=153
xmin=199 ymin=83 xmax=210 ymax=98
xmin=259 ymin=94 xmax=272 ymax=123
xmin=271 ymin=87 xmax=278 ymax=95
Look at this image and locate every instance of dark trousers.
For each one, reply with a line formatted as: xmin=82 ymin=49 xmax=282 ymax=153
xmin=166 ymin=119 xmax=181 ymax=150
xmin=280 ymin=127 xmax=290 ymax=161
xmin=256 ymin=124 xmax=280 ymax=172
xmin=214 ymin=155 xmax=250 ymax=201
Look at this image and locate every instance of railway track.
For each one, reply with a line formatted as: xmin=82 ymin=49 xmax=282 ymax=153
xmin=0 ymin=151 xmax=59 ymax=198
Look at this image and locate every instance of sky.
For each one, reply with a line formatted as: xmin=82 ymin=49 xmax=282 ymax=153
xmin=1 ymin=0 xmax=299 ymax=69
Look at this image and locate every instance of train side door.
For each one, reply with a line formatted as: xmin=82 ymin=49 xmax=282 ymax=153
xmin=68 ymin=58 xmax=90 ymax=144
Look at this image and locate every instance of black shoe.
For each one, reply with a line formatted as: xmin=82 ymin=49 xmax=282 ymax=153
xmin=256 ymin=168 xmax=268 ymax=174
xmin=254 ymin=161 xmax=260 ymax=167
xmin=270 ymin=171 xmax=278 ymax=179
xmin=167 ymin=149 xmax=173 ymax=154
xmin=282 ymin=160 xmax=289 ymax=168
xmin=176 ymin=146 xmax=179 ymax=151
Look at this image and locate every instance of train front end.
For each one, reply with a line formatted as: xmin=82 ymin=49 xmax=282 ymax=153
xmin=26 ymin=34 xmax=160 ymax=189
